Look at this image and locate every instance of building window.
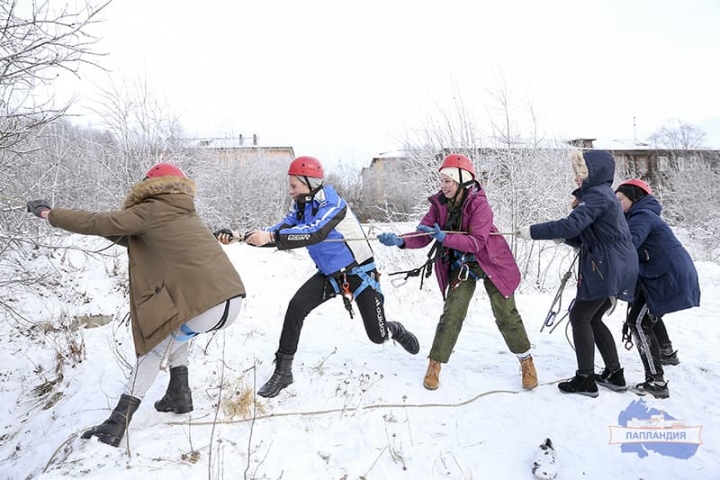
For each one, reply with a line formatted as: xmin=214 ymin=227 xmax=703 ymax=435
xmin=677 ymin=156 xmax=686 ymax=171
xmin=658 ymin=155 xmax=669 ymax=171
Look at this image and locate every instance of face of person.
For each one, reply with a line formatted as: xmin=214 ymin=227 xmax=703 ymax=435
xmin=289 ymin=176 xmax=311 ymax=201
xmin=574 ymin=174 xmax=585 ymax=188
xmin=440 ymin=174 xmax=460 ymax=199
xmin=616 ymin=191 xmax=633 ymax=212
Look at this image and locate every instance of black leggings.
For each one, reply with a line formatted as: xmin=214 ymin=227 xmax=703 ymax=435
xmin=626 ymin=289 xmax=665 ymax=381
xmin=277 ymin=271 xmax=388 ymax=355
xmin=569 ymin=297 xmax=621 ymax=375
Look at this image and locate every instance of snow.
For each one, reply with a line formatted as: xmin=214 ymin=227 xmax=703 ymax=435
xmin=1 ymin=231 xmax=719 ymax=480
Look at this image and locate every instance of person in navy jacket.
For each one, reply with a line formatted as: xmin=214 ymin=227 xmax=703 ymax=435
xmin=517 ymin=149 xmax=638 ymax=397
xmin=615 ymin=178 xmax=700 ymax=399
xmin=217 ymin=156 xmax=419 ymax=398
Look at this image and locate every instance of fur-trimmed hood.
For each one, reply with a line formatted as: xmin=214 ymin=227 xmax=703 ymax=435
xmin=570 ymin=149 xmax=615 ymax=192
xmin=122 ymin=176 xmax=197 ymax=210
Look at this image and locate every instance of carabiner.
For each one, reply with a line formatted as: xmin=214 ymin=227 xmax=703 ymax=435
xmin=341 ymin=275 xmax=353 ymax=302
xmin=544 ymin=310 xmax=558 ymax=328
xmin=458 ymin=263 xmax=470 ymax=282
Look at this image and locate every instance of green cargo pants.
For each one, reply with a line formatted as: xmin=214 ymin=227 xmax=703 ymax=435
xmin=429 ymin=263 xmax=531 ymax=363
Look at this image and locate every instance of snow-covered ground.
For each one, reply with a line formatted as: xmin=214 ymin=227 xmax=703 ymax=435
xmin=1 ymin=231 xmax=718 ymax=480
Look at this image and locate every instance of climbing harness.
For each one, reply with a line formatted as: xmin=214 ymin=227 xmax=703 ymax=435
xmin=174 ymin=298 xmax=232 ymax=342
xmin=388 ymin=240 xmax=443 ymax=288
xmin=449 ymin=253 xmax=483 ymax=291
xmin=327 ymin=262 xmax=382 ymax=319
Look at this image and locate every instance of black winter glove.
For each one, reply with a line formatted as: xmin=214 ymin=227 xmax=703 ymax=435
xmin=27 ymin=199 xmax=52 ymax=218
xmin=214 ymin=228 xmax=233 ymax=239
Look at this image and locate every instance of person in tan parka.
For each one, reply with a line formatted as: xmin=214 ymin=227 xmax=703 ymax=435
xmin=26 ymin=162 xmax=246 ymax=447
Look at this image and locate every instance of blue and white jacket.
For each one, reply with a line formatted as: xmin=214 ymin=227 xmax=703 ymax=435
xmin=267 ymin=184 xmax=373 ymax=276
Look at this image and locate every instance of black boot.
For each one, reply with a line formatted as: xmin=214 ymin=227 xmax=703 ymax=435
xmin=660 ymin=345 xmax=680 ymax=366
xmin=595 ymin=367 xmax=628 ymax=391
xmin=257 ymin=352 xmax=294 ymax=398
xmin=154 ymin=366 xmax=193 ymax=414
xmin=631 ymin=376 xmax=670 ymax=399
xmin=558 ymin=372 xmax=599 ymax=398
xmin=388 ymin=321 xmax=420 ymax=355
xmin=81 ymin=394 xmax=141 ymax=447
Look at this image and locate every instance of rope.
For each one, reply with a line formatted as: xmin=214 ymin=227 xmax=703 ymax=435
xmin=324 ymin=230 xmax=513 ymax=243
xmin=0 ymin=193 xmax=27 ymax=208
xmin=165 ymin=379 xmax=568 ymax=427
xmin=234 ymin=230 xmax=511 ymax=243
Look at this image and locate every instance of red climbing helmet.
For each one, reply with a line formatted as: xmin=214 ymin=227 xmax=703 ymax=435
xmin=145 ymin=163 xmax=186 ymax=179
xmin=288 ymin=156 xmax=324 ymax=179
xmin=438 ymin=154 xmax=476 ymax=185
xmin=618 ymin=178 xmax=652 ymax=195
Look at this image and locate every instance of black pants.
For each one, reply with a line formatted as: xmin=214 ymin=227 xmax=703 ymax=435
xmin=569 ymin=297 xmax=621 ymax=375
xmin=277 ymin=271 xmax=388 ymax=355
xmin=627 ymin=288 xmax=665 ymax=381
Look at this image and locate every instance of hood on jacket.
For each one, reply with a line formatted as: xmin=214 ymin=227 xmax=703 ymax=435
xmin=122 ymin=176 xmax=197 ymax=210
xmin=628 ymin=193 xmax=662 ymax=216
xmin=570 ymin=149 xmax=615 ymax=195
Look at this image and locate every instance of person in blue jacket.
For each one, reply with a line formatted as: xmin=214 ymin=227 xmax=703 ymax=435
xmin=517 ymin=149 xmax=638 ymax=397
xmin=615 ymin=178 xmax=700 ymax=399
xmin=217 ymin=156 xmax=419 ymax=398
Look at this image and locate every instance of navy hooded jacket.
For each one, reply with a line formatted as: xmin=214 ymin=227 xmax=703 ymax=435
xmin=530 ymin=150 xmax=638 ymax=302
xmin=624 ymin=194 xmax=700 ymax=316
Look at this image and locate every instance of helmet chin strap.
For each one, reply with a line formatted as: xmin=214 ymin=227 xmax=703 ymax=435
xmin=447 ymin=168 xmax=466 ymax=201
xmin=297 ymin=176 xmax=322 ymax=204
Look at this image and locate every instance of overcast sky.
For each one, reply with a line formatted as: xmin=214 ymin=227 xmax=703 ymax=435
xmin=53 ymin=0 xmax=720 ymax=167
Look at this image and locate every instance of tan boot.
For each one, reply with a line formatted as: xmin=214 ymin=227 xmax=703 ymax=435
xmin=423 ymin=359 xmax=442 ymax=390
xmin=520 ymin=355 xmax=538 ymax=390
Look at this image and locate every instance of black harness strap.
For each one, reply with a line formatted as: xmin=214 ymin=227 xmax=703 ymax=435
xmin=208 ymin=298 xmax=231 ymax=333
xmin=388 ymin=240 xmax=443 ymax=289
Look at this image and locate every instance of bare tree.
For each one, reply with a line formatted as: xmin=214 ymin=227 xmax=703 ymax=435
xmin=88 ymin=77 xmax=188 ymax=192
xmin=0 ymin=0 xmax=111 ymax=323
xmin=388 ymin=86 xmax=574 ymax=289
xmin=649 ymin=119 xmax=707 ymax=150
xmin=0 ymin=0 xmax=111 ymax=153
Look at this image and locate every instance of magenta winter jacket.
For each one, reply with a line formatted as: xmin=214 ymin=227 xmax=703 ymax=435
xmin=401 ymin=183 xmax=521 ymax=298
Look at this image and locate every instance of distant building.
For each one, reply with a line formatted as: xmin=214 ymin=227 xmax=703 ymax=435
xmin=184 ymin=135 xmax=295 ymax=166
xmin=568 ymin=138 xmax=720 ymax=188
xmin=361 ymin=139 xmax=720 ymax=215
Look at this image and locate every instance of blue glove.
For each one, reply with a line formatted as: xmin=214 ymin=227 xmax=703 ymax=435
xmin=417 ymin=223 xmax=446 ymax=242
xmin=377 ymin=232 xmax=404 ymax=247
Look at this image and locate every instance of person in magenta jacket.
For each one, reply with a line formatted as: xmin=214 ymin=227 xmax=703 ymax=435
xmin=378 ymin=154 xmax=537 ymax=391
